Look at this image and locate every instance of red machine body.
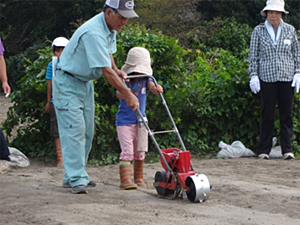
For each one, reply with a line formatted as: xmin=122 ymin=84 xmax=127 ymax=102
xmin=158 ymin=148 xmax=195 ymax=191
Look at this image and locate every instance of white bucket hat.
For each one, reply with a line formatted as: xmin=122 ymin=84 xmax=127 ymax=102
xmin=121 ymin=47 xmax=153 ymax=75
xmin=261 ymin=0 xmax=289 ymax=16
xmin=105 ymin=0 xmax=138 ymax=18
xmin=52 ymin=37 xmax=69 ymax=47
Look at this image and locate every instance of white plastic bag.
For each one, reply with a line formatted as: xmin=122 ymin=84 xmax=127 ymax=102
xmin=8 ymin=147 xmax=30 ymax=167
xmin=269 ymin=137 xmax=282 ymax=158
xmin=217 ymin=140 xmax=256 ymax=158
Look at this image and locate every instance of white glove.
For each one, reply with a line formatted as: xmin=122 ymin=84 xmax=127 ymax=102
xmin=249 ymin=75 xmax=260 ymax=94
xmin=291 ymin=73 xmax=300 ymax=93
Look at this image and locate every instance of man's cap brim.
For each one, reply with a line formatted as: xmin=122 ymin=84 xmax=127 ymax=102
xmin=117 ymin=9 xmax=139 ymax=18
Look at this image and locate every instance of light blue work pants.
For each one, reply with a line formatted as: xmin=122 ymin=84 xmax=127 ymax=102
xmin=53 ymin=70 xmax=94 ymax=187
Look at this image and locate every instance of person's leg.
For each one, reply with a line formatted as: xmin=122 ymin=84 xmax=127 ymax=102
xmin=117 ymin=125 xmax=137 ymax=190
xmin=50 ymin=103 xmax=63 ymax=167
xmin=134 ymin=124 xmax=146 ymax=187
xmin=258 ymin=81 xmax=278 ymax=155
xmin=53 ymin=71 xmax=89 ymax=188
xmin=54 ymin=137 xmax=63 ymax=167
xmin=83 ymin=80 xmax=94 ymax=167
xmin=0 ymin=128 xmax=10 ymax=161
xmin=278 ymin=81 xmax=294 ymax=155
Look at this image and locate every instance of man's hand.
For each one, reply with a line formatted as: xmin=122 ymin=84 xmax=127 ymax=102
xmin=102 ymin=67 xmax=139 ymax=110
xmin=125 ymin=91 xmax=139 ymax=111
xmin=114 ymin=69 xmax=127 ymax=79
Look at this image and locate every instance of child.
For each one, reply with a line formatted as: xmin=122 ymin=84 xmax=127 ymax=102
xmin=44 ymin=37 xmax=69 ymax=167
xmin=116 ymin=47 xmax=163 ymax=190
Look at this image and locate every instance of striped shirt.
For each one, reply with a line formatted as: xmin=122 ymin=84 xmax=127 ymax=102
xmin=248 ymin=20 xmax=300 ymax=82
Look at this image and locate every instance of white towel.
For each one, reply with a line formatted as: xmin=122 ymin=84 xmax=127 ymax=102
xmin=264 ymin=20 xmax=282 ymax=45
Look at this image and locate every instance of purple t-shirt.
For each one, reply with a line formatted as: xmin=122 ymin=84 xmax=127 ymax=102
xmin=0 ymin=38 xmax=5 ymax=55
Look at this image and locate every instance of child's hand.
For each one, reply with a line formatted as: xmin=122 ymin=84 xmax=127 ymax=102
xmin=44 ymin=102 xmax=51 ymax=113
xmin=156 ymin=85 xmax=163 ymax=93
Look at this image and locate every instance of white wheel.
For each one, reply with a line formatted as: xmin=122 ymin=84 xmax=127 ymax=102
xmin=185 ymin=174 xmax=210 ymax=203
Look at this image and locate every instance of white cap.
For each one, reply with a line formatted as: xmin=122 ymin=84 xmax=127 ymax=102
xmin=121 ymin=47 xmax=153 ymax=75
xmin=261 ymin=0 xmax=289 ymax=16
xmin=52 ymin=37 xmax=69 ymax=47
xmin=105 ymin=0 xmax=138 ymax=18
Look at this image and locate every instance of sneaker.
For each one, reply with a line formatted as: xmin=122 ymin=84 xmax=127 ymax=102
xmin=258 ymin=154 xmax=270 ymax=160
xmin=87 ymin=180 xmax=96 ymax=187
xmin=71 ymin=185 xmax=88 ymax=194
xmin=283 ymin=152 xmax=294 ymax=160
xmin=63 ymin=181 xmax=96 ymax=188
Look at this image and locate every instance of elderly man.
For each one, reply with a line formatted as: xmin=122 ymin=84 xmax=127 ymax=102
xmin=53 ymin=0 xmax=139 ymax=194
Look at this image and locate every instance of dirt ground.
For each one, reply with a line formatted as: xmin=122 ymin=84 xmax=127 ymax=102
xmin=1 ymin=96 xmax=300 ymax=225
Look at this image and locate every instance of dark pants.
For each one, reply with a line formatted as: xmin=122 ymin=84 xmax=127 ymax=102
xmin=0 ymin=128 xmax=10 ymax=161
xmin=258 ymin=81 xmax=294 ymax=155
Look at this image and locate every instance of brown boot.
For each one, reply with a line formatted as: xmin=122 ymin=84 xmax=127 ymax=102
xmin=119 ymin=164 xmax=137 ymax=190
xmin=134 ymin=160 xmax=146 ymax=188
xmin=55 ymin=137 xmax=63 ymax=167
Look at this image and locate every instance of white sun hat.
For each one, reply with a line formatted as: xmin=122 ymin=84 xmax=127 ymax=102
xmin=121 ymin=47 xmax=153 ymax=75
xmin=51 ymin=37 xmax=69 ymax=47
xmin=261 ymin=0 xmax=289 ymax=16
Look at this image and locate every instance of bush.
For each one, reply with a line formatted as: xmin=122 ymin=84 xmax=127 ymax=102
xmin=190 ymin=17 xmax=252 ymax=59
xmin=4 ymin=25 xmax=300 ymax=164
xmin=167 ymin=49 xmax=260 ymax=156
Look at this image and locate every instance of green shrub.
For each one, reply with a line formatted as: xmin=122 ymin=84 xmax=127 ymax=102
xmin=191 ymin=17 xmax=252 ymax=59
xmin=168 ymin=49 xmax=261 ymax=156
xmin=4 ymin=25 xmax=300 ymax=164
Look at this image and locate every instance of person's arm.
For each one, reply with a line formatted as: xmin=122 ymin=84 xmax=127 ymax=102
xmin=291 ymin=27 xmax=300 ymax=74
xmin=110 ymin=54 xmax=127 ymax=79
xmin=102 ymin=66 xmax=139 ymax=110
xmin=0 ymin=54 xmax=11 ymax=95
xmin=44 ymin=80 xmax=52 ymax=113
xmin=116 ymin=90 xmax=125 ymax=99
xmin=147 ymin=81 xmax=163 ymax=95
xmin=247 ymin=28 xmax=260 ymax=78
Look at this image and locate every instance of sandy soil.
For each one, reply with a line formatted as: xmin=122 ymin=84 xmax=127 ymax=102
xmin=1 ymin=96 xmax=300 ymax=225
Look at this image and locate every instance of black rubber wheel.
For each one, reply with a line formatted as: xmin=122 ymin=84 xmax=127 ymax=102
xmin=154 ymin=170 xmax=176 ymax=197
xmin=154 ymin=170 xmax=168 ymax=196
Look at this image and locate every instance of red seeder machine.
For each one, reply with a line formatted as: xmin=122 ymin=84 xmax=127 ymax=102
xmin=127 ymin=75 xmax=211 ymax=203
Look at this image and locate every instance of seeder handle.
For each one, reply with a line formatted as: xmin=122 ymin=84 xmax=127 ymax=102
xmin=125 ymin=75 xmax=187 ymax=151
xmin=135 ymin=107 xmax=177 ymax=182
xmin=124 ymin=74 xmax=194 ymax=172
